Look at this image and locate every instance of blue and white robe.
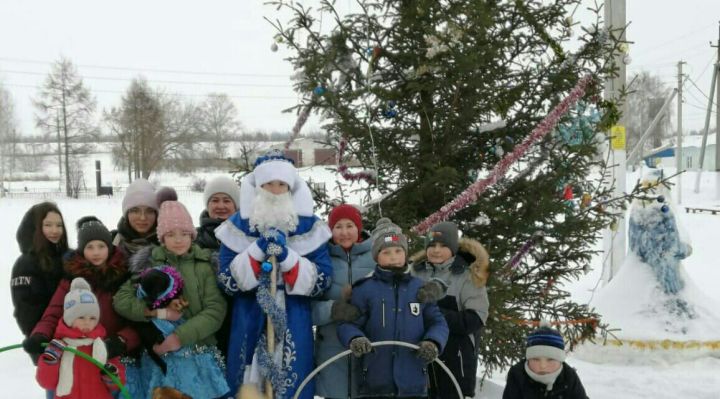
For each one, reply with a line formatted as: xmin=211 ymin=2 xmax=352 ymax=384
xmin=215 ymin=175 xmax=332 ymax=399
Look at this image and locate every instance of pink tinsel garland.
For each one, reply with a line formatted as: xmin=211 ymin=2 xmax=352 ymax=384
xmin=412 ymin=75 xmax=594 ymax=234
xmin=337 ymin=137 xmax=377 ymax=184
xmin=284 ymin=104 xmax=312 ymax=150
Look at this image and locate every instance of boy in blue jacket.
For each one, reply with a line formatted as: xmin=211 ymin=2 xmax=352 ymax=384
xmin=337 ymin=218 xmax=449 ymax=398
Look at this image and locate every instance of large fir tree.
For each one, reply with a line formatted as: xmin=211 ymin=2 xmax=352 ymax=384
xmin=268 ymin=0 xmax=638 ymax=373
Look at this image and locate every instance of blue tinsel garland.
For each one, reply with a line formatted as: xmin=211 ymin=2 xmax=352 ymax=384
xmin=255 ymin=268 xmax=289 ymax=392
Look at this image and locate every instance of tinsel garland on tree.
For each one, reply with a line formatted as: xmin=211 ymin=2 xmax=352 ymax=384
xmin=265 ymin=0 xmax=662 ymax=374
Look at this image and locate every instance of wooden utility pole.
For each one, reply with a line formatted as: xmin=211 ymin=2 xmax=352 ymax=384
xmin=602 ymin=0 xmax=627 ymax=284
xmin=677 ymin=61 xmax=684 ymax=204
xmin=694 ymin=25 xmax=720 ymax=194
xmin=715 ymin=22 xmax=720 ymax=198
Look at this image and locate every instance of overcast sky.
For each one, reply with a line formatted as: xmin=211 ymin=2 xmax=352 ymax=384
xmin=1 ymin=0 xmax=720 ymax=137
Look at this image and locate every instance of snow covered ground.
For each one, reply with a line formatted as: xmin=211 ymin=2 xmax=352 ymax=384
xmin=1 ymin=166 xmax=719 ymax=398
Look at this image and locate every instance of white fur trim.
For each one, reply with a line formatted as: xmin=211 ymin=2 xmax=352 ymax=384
xmin=57 ymin=337 xmax=107 ymax=396
xmin=229 ymin=253 xmax=260 ymax=291
xmin=215 ymin=219 xmax=254 ymax=253
xmin=287 ymin=219 xmax=332 ymax=256
xmin=247 ymin=241 xmax=266 ymax=263
xmin=278 ymin=248 xmax=300 ymax=272
xmin=254 ymin=159 xmax=297 ymax=188
xmin=156 ymin=308 xmax=168 ymax=320
xmin=239 ymin=172 xmax=315 ymax=219
xmin=285 ymin=257 xmax=319 ymax=296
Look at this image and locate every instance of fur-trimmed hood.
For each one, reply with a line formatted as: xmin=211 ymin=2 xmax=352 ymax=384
xmin=64 ymin=248 xmax=129 ymax=292
xmin=410 ymin=237 xmax=489 ymax=287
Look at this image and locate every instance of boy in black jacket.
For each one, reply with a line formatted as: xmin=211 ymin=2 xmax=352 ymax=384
xmin=411 ymin=221 xmax=490 ymax=398
xmin=503 ymin=322 xmax=589 ymax=399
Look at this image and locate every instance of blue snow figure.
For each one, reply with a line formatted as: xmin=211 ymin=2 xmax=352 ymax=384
xmin=628 ymin=169 xmax=692 ymax=295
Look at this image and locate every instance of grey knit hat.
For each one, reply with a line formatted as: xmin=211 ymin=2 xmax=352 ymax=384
xmin=63 ymin=277 xmax=100 ymax=326
xmin=76 ymin=216 xmax=112 ymax=251
xmin=426 ymin=221 xmax=459 ymax=255
xmin=203 ymin=175 xmax=240 ymax=209
xmin=371 ymin=217 xmax=408 ymax=261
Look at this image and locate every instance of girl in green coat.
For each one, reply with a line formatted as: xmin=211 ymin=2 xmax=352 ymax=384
xmin=113 ymin=188 xmax=228 ymax=398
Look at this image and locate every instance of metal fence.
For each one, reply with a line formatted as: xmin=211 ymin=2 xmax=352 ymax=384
xmin=0 ymin=186 xmax=202 ymax=200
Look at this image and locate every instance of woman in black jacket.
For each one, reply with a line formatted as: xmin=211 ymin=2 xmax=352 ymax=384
xmin=194 ymin=175 xmax=239 ymax=360
xmin=10 ymin=202 xmax=69 ymax=363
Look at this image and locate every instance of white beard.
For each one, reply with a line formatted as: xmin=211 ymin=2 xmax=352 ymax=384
xmin=249 ymin=189 xmax=299 ymax=234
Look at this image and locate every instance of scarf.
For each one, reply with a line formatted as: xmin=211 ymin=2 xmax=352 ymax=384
xmin=524 ymin=361 xmax=563 ymax=392
xmin=53 ymin=322 xmax=108 ymax=396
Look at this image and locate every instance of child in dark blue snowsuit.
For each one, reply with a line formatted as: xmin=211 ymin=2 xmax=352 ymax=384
xmin=337 ymin=218 xmax=449 ymax=398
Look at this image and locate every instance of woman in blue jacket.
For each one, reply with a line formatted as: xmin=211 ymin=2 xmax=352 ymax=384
xmin=312 ymin=204 xmax=375 ymax=398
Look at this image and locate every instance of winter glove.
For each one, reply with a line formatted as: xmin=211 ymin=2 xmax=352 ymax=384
xmin=22 ymin=334 xmax=49 ymax=355
xmin=101 ymin=363 xmax=120 ymax=389
xmin=416 ymin=279 xmax=446 ymax=303
xmin=104 ymin=335 xmax=127 ymax=359
xmin=416 ymin=340 xmax=439 ymax=364
xmin=42 ymin=339 xmax=67 ymax=364
xmin=264 ymin=228 xmax=289 ymax=263
xmin=349 ymin=337 xmax=373 ymax=357
xmin=152 ymin=333 xmax=181 ymax=355
xmin=331 ymin=300 xmax=361 ymax=323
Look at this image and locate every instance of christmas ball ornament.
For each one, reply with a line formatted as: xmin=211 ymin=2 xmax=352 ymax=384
xmin=562 ymin=185 xmax=574 ymax=201
xmin=622 ymin=54 xmax=632 ymax=65
xmin=261 ymin=261 xmax=273 ymax=273
xmin=313 ymin=86 xmax=326 ymax=96
xmin=270 ymin=43 xmax=279 ymax=52
xmin=384 ymin=109 xmax=398 ymax=118
xmin=657 ymin=195 xmax=665 ymax=203
xmin=372 ymin=46 xmax=382 ymax=58
xmin=365 ymin=47 xmax=373 ymax=55
xmin=661 ymin=204 xmax=670 ymax=213
xmin=274 ymin=35 xmax=284 ymax=43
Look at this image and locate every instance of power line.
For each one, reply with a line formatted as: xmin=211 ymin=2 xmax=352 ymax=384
xmin=0 ymin=56 xmax=289 ymax=78
xmin=0 ymin=69 xmax=293 ymax=89
xmin=631 ymin=22 xmax=717 ymax=58
xmin=0 ymin=82 xmax=298 ymax=100
xmin=683 ymin=99 xmax=717 ymax=114
xmin=685 ymin=76 xmax=711 ymax=101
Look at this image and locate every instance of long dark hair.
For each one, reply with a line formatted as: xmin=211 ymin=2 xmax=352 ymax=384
xmin=30 ymin=202 xmax=69 ymax=271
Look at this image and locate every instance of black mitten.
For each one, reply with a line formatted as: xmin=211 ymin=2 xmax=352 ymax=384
xmin=22 ymin=334 xmax=49 ymax=355
xmin=104 ymin=335 xmax=127 ymax=359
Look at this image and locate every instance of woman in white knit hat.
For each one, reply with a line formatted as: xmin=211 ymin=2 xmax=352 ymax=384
xmin=111 ymin=179 xmax=159 ymax=256
xmin=195 ymin=175 xmax=240 ymax=252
